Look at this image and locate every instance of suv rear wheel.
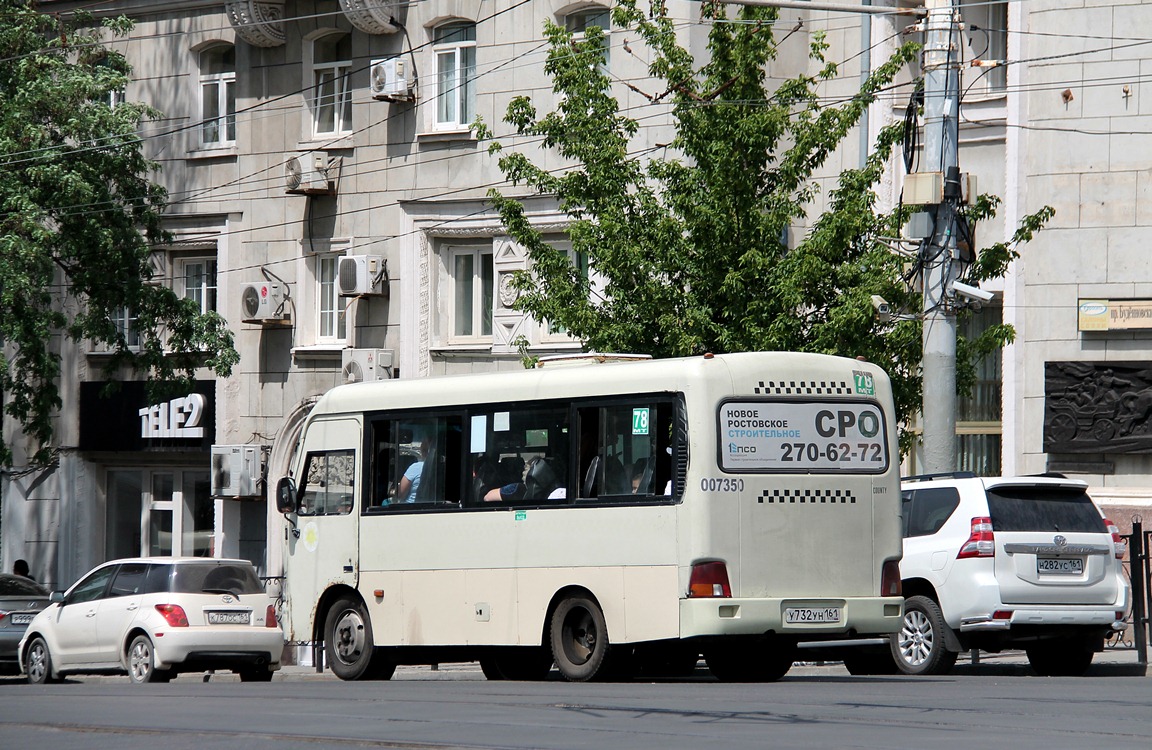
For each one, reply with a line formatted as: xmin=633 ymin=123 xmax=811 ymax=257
xmin=891 ymin=595 xmax=958 ymax=676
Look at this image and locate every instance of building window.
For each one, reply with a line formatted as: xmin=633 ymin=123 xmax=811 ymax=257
xmin=318 ymin=254 xmax=347 ymax=342
xmin=961 ymin=0 xmax=1007 ymax=91
xmin=312 ymin=33 xmax=353 ymax=137
xmin=446 ymin=245 xmax=493 ymax=341
xmin=111 ymin=306 xmax=140 ymax=350
xmin=199 ymin=45 xmax=236 ymax=146
xmin=179 ymin=257 xmax=218 ymax=314
xmin=433 ymin=22 xmax=476 ymax=130
xmin=542 ymin=242 xmax=590 ymax=341
xmin=565 ymin=6 xmax=611 ymax=67
xmin=956 ymin=306 xmax=1002 ymax=475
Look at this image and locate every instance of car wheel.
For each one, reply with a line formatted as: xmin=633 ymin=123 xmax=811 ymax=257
xmin=325 ymin=595 xmax=393 ymax=681
xmin=1026 ymin=637 xmax=1095 ymax=677
xmin=480 ymin=647 xmax=553 ymax=681
xmin=890 ymin=595 xmax=958 ymax=676
xmin=239 ymin=668 xmax=275 ymax=682
xmin=127 ymin=635 xmax=171 ymax=684
xmin=25 ymin=636 xmax=55 ymax=685
xmin=705 ymin=640 xmax=795 ymax=682
xmin=550 ymin=594 xmax=611 ymax=682
xmin=842 ymin=649 xmax=899 ymax=676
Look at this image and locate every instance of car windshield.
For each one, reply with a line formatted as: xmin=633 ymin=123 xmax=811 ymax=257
xmin=0 ymin=575 xmax=48 ymax=596
xmin=170 ymin=562 xmax=265 ymax=595
xmin=986 ymin=486 xmax=1106 ymax=533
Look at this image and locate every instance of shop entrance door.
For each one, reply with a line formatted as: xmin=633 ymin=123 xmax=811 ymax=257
xmin=106 ymin=469 xmax=213 ymax=559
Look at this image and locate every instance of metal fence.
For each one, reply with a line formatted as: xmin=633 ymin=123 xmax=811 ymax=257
xmin=1124 ymin=520 xmax=1149 ymax=666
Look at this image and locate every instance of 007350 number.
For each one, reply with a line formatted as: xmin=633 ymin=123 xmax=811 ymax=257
xmin=780 ymin=442 xmax=882 ymax=463
xmin=700 ymin=477 xmax=745 ymax=493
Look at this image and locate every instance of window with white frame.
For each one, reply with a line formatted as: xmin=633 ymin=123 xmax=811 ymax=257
xmin=312 ymin=33 xmax=353 ymax=137
xmin=445 ymin=245 xmax=493 ymax=342
xmin=317 ymin=254 xmax=347 ymax=342
xmin=111 ymin=306 xmax=140 ymax=350
xmin=961 ymin=0 xmax=1007 ymax=91
xmin=433 ymin=22 xmax=476 ymax=130
xmin=565 ymin=6 xmax=611 ymax=67
xmin=541 ymin=241 xmax=590 ymax=341
xmin=178 ymin=257 xmax=218 ymax=314
xmin=199 ymin=44 xmax=236 ymax=147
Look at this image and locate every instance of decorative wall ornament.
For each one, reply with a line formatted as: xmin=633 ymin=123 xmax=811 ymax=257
xmin=339 ymin=0 xmax=402 ymax=34
xmin=498 ymin=272 xmax=521 ymax=309
xmin=226 ymin=1 xmax=286 ymax=47
xmin=1044 ymin=361 xmax=1152 ymax=453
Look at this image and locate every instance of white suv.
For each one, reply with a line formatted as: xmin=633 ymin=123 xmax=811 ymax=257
xmin=890 ymin=474 xmax=1129 ymax=676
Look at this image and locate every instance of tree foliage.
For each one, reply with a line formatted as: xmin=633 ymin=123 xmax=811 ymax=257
xmin=486 ymin=1 xmax=1049 ymax=447
xmin=0 ymin=1 xmax=238 ymax=466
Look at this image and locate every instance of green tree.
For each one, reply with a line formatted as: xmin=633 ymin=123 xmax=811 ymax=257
xmin=486 ymin=1 xmax=1048 ymax=448
xmin=0 ymin=1 xmax=238 ymax=466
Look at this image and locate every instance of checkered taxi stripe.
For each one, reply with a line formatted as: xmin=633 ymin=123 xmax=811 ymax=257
xmin=759 ymin=489 xmax=857 ymax=504
xmin=753 ymin=380 xmax=852 ymax=395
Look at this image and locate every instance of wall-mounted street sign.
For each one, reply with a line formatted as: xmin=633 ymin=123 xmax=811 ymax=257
xmin=1078 ymin=299 xmax=1152 ymax=332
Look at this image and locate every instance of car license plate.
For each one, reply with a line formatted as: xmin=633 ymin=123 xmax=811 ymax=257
xmin=207 ymin=611 xmax=251 ymax=625
xmin=1037 ymin=557 xmax=1083 ymax=575
xmin=11 ymin=613 xmax=35 ymax=625
xmin=784 ymin=607 xmax=841 ymax=624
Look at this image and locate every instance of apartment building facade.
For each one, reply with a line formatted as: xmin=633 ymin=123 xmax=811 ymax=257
xmin=3 ymin=0 xmax=1151 ymax=589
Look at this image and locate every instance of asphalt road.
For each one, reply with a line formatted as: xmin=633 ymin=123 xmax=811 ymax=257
xmin=0 ymin=653 xmax=1147 ymax=750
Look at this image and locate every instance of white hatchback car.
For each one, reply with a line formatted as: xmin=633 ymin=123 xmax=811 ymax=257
xmin=889 ymin=474 xmax=1129 ymax=676
xmin=20 ymin=557 xmax=283 ymax=684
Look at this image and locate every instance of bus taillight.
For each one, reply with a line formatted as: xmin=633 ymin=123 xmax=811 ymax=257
xmin=880 ymin=560 xmax=901 ymax=597
xmin=688 ymin=561 xmax=731 ymax=598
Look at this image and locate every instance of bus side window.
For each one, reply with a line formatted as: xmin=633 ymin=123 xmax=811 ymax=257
xmin=298 ymin=449 xmax=355 ymax=516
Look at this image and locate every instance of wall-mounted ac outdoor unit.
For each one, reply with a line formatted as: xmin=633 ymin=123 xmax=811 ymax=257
xmin=211 ymin=444 xmax=265 ymax=498
xmin=285 ymin=153 xmax=342 ymax=195
xmin=370 ymin=58 xmax=414 ymax=102
xmin=240 ymin=281 xmax=289 ymax=324
xmin=341 ymin=348 xmax=394 ymax=383
xmin=338 ymin=254 xmax=387 ymax=296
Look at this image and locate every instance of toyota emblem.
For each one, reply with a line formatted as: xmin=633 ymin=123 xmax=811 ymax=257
xmin=221 ymin=594 xmax=235 ymax=604
xmin=1053 ymin=535 xmax=1067 ymax=547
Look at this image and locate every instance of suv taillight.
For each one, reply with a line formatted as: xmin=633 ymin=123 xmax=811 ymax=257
xmin=1103 ymin=518 xmax=1127 ymax=560
xmin=266 ymin=604 xmax=279 ymax=628
xmin=155 ymin=604 xmax=189 ymax=627
xmin=881 ymin=560 xmax=902 ymax=597
xmin=957 ymin=516 xmax=995 ymax=559
xmin=688 ymin=561 xmax=731 ymax=598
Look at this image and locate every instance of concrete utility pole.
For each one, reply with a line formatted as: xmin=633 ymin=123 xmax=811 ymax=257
xmin=918 ymin=0 xmax=962 ymax=474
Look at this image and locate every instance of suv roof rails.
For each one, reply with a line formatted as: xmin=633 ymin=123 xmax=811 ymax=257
xmin=1025 ymin=472 xmax=1067 ymax=479
xmin=902 ymin=471 xmax=977 ymax=483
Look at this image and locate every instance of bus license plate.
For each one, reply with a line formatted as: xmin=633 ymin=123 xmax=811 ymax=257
xmin=784 ymin=607 xmax=841 ymax=624
xmin=207 ymin=611 xmax=251 ymax=625
xmin=1037 ymin=557 xmax=1083 ymax=575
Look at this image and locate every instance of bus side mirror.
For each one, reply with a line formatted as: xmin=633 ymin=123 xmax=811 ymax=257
xmin=276 ymin=477 xmax=298 ymax=514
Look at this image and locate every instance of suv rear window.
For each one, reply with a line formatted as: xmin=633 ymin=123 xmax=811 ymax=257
xmin=986 ymin=486 xmax=1105 ymax=533
xmin=170 ymin=562 xmax=265 ymax=595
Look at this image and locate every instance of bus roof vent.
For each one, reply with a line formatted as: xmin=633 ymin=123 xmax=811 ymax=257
xmin=534 ymin=352 xmax=652 ymax=368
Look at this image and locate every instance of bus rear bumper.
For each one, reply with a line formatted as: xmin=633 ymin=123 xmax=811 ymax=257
xmin=679 ymin=596 xmax=904 ymax=639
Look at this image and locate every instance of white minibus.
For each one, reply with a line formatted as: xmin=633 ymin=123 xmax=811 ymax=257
xmin=275 ymin=351 xmax=903 ymax=681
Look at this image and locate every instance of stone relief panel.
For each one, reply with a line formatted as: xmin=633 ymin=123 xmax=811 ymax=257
xmin=1045 ymin=361 xmax=1152 ymax=453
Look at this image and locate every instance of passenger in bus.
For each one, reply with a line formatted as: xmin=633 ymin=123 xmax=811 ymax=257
xmin=483 ymin=457 xmax=565 ymax=502
xmin=398 ymin=440 xmax=429 ymax=503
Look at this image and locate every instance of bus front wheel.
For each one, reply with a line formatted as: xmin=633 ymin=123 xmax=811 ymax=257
xmin=550 ymin=595 xmax=610 ymax=682
xmin=325 ymin=596 xmax=394 ymax=681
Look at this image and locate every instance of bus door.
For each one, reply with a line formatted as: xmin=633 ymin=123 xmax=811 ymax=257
xmin=286 ymin=417 xmax=361 ymax=637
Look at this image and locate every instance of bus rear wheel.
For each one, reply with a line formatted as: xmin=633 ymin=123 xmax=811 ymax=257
xmin=550 ymin=594 xmax=610 ymax=682
xmin=325 ymin=595 xmax=395 ymax=681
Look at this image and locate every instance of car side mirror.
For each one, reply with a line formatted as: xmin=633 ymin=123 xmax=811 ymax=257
xmin=276 ymin=476 xmax=298 ymax=514
xmin=50 ymin=591 xmax=64 ymax=604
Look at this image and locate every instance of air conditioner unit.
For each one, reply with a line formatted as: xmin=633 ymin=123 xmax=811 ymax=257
xmin=338 ymin=254 xmax=387 ymax=297
xmin=211 ymin=444 xmax=264 ymax=498
xmin=370 ymin=58 xmax=414 ymax=102
xmin=341 ymin=348 xmax=394 ymax=383
xmin=285 ymin=153 xmax=341 ymax=195
xmin=240 ymin=281 xmax=289 ymax=324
